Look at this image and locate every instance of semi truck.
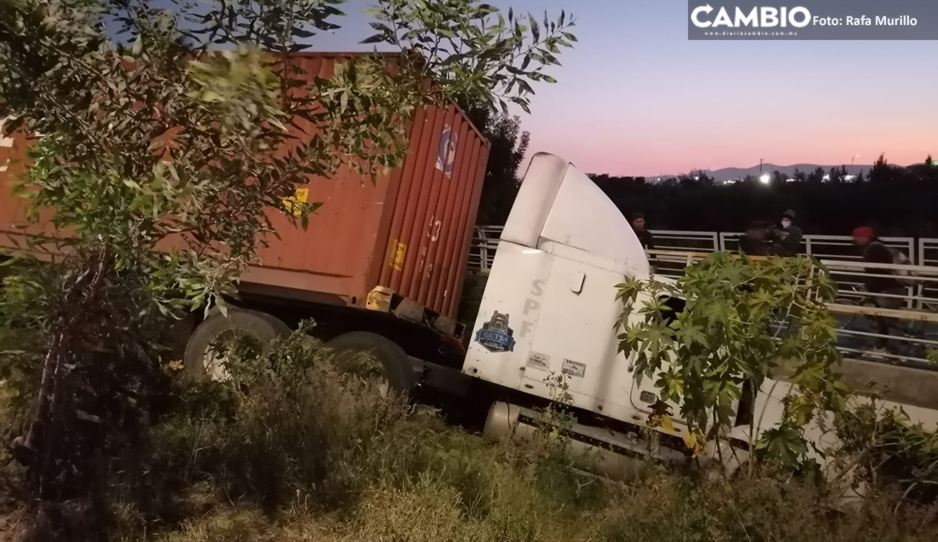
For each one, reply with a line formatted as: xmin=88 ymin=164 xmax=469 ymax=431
xmin=184 ymin=151 xmax=938 ymax=479
xmin=2 ymin=55 xmax=937 ymax=476
xmin=192 ymin=150 xmax=938 ymax=481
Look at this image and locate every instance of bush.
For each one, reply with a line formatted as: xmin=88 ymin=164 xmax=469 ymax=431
xmin=5 ymin=323 xmax=938 ymax=542
xmin=140 ymin=326 xmax=938 ymax=542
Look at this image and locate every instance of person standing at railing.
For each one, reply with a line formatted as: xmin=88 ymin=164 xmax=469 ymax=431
xmin=769 ymin=209 xmax=803 ymax=257
xmin=852 ymin=226 xmax=905 ymax=353
xmin=632 ymin=212 xmax=656 ymax=273
xmin=631 ymin=212 xmax=655 ymax=250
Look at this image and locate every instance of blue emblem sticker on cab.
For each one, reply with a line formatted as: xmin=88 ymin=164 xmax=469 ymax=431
xmin=476 ymin=311 xmax=515 ymax=353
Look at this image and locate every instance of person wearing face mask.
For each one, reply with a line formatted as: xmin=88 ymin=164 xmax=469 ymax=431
xmin=770 ymin=209 xmax=803 ymax=257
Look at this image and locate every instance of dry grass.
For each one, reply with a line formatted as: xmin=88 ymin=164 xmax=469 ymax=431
xmin=3 ymin=331 xmax=938 ymax=542
xmin=150 ymin=474 xmax=938 ymax=542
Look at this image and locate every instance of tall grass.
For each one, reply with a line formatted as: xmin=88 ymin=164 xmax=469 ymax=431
xmin=3 ymin=327 xmax=938 ymax=541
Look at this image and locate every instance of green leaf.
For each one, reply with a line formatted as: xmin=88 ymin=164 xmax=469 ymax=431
xmin=674 ymin=321 xmax=706 ymax=348
xmin=756 ymin=422 xmax=808 ymax=466
xmin=364 ymin=7 xmax=389 ymax=21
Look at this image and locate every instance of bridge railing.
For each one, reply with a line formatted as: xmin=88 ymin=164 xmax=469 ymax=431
xmin=921 ymin=238 xmax=938 ymax=311
xmin=471 ymin=227 xmax=927 ymax=276
xmin=714 ymin=233 xmax=920 ymax=309
xmin=718 ymin=232 xmax=916 ymax=261
xmin=646 ymin=249 xmax=938 ymax=367
xmin=468 ymin=225 xmax=503 ymax=273
xmin=469 ymin=227 xmax=938 ymax=365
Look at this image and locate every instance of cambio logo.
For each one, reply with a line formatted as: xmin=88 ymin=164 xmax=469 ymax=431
xmin=691 ymin=4 xmax=811 ymax=28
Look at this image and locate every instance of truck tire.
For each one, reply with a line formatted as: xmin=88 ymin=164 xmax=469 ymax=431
xmin=184 ymin=309 xmax=290 ymax=381
xmin=326 ymin=332 xmax=416 ymax=397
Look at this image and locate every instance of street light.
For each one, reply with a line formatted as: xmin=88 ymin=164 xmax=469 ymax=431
xmin=759 ymin=173 xmax=770 ymax=184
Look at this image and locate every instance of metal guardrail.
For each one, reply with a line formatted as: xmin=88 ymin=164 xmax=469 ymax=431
xmin=648 ymin=250 xmax=938 ymax=309
xmin=649 ymin=230 xmax=720 ymax=253
xmin=469 ymin=226 xmax=938 ymax=367
xmin=470 ymin=227 xmax=931 ymax=274
xmin=716 ymin=234 xmax=921 ymax=309
xmin=720 ymin=233 xmax=915 ymax=262
xmin=470 ymin=227 xmax=725 ymax=273
xmin=648 ymin=250 xmax=938 ymax=367
xmin=467 ymin=225 xmax=503 ymax=273
xmin=921 ymin=238 xmax=938 ymax=313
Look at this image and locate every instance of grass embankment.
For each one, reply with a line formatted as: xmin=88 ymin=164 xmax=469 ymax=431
xmin=1 ymin=333 xmax=937 ymax=542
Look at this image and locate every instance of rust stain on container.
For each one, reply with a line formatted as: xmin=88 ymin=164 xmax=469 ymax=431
xmin=0 ymin=52 xmax=490 ymax=320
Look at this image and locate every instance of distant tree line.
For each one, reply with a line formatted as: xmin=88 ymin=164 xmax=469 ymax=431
xmin=471 ymin=148 xmax=938 ymax=237
xmin=585 ymin=153 xmax=938 ymax=237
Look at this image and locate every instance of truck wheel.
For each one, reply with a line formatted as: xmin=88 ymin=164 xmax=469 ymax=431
xmin=184 ymin=309 xmax=290 ymax=381
xmin=326 ymin=332 xmax=416 ymax=397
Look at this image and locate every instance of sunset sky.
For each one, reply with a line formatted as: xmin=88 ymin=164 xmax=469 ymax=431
xmin=318 ymin=0 xmax=936 ymax=176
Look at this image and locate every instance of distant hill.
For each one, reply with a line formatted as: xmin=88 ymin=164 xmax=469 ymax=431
xmin=645 ymin=164 xmax=872 ymax=182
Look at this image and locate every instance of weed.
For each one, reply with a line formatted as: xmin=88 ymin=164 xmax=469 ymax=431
xmin=4 ymin=325 xmax=938 ymax=542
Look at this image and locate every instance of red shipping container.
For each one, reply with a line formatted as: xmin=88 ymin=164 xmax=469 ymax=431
xmin=0 ymin=52 xmax=490 ymax=322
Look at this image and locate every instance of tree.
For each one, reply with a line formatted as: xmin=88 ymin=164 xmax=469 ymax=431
xmin=0 ymin=0 xmax=576 ymax=496
xmin=870 ymin=153 xmax=892 ymax=183
xmin=465 ymin=103 xmax=530 ymax=225
xmin=577 ymin=166 xmax=938 ymax=235
xmin=794 ymin=168 xmax=807 ymax=183
xmin=771 ymin=170 xmax=786 ymax=185
xmin=363 ymin=0 xmax=576 ymax=115
xmin=925 ymin=155 xmax=938 ymax=184
xmin=808 ymin=167 xmax=825 ymax=184
xmin=617 ymin=253 xmax=845 ymax=471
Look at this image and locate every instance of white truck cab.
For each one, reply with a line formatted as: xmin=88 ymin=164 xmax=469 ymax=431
xmin=462 ymin=152 xmax=938 ymax=479
xmin=463 ymin=153 xmax=697 ymax=469
xmin=464 ymin=153 xmax=650 ymax=412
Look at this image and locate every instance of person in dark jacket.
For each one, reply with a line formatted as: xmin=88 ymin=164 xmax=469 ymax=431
xmin=739 ymin=221 xmax=771 ymax=256
xmin=632 ymin=213 xmax=655 ymax=250
xmin=770 ymin=209 xmax=803 ymax=256
xmin=852 ymin=226 xmax=905 ymax=352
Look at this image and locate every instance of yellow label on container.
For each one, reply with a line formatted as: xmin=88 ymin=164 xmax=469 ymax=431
xmin=282 ymin=188 xmax=309 ymax=217
xmin=391 ymin=240 xmax=407 ymax=271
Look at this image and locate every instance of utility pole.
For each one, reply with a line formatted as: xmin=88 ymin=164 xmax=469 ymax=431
xmin=759 ymin=158 xmax=763 ymax=175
